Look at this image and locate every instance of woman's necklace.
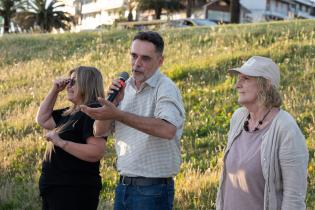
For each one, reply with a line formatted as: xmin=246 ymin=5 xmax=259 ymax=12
xmin=243 ymin=108 xmax=273 ymax=132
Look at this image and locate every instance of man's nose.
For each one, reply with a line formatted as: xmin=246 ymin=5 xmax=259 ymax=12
xmin=134 ymin=57 xmax=142 ymax=66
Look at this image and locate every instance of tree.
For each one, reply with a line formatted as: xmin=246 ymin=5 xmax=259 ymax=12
xmin=186 ymin=0 xmax=193 ymax=18
xmin=137 ymin=0 xmax=184 ymax=20
xmin=230 ymin=0 xmax=240 ymax=23
xmin=18 ymin=0 xmax=74 ymax=32
xmin=182 ymin=0 xmax=209 ymax=18
xmin=125 ymin=0 xmax=137 ymax=21
xmin=0 ymin=0 xmax=25 ymax=33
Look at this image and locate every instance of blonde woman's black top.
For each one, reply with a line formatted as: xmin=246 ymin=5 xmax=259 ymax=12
xmin=39 ymin=103 xmax=103 ymax=195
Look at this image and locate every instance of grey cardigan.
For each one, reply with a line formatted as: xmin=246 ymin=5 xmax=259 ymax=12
xmin=216 ymin=107 xmax=309 ymax=210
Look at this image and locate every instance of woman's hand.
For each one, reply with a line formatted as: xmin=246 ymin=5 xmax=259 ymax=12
xmin=52 ymin=78 xmax=70 ymax=93
xmin=45 ymin=130 xmax=68 ymax=149
xmin=44 ymin=130 xmax=105 ymax=162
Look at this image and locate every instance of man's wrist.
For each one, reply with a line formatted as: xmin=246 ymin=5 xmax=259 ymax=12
xmin=115 ymin=109 xmax=125 ymax=121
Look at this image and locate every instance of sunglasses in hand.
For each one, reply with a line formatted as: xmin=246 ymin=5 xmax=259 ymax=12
xmin=66 ymin=78 xmax=76 ymax=87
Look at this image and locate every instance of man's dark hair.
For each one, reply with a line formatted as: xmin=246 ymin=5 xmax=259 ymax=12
xmin=133 ymin=31 xmax=164 ymax=54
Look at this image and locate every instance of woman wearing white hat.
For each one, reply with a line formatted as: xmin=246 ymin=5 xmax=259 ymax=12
xmin=216 ymin=56 xmax=309 ymax=210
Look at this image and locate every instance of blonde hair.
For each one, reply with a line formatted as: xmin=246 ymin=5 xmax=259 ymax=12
xmin=256 ymin=77 xmax=282 ymax=108
xmin=44 ymin=66 xmax=105 ymax=161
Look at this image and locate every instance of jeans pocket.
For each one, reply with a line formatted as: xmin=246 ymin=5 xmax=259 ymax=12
xmin=136 ymin=184 xmax=165 ymax=196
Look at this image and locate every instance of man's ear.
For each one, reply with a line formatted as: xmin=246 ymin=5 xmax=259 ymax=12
xmin=159 ymin=55 xmax=164 ymax=66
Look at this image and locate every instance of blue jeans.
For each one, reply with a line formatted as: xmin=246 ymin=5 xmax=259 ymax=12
xmin=114 ymin=179 xmax=174 ymax=210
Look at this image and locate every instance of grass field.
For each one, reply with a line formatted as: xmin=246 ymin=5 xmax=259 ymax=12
xmin=0 ymin=19 xmax=315 ymax=209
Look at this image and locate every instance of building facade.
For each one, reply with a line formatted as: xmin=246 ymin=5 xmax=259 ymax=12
xmin=64 ymin=0 xmax=208 ymax=30
xmin=60 ymin=0 xmax=315 ymax=31
xmin=205 ymin=0 xmax=315 ymax=23
xmin=70 ymin=0 xmax=136 ymax=30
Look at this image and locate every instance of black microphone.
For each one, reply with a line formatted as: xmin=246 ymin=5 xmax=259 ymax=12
xmin=107 ymin=72 xmax=129 ymax=102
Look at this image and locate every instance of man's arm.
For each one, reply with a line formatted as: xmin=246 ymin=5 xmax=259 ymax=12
xmin=81 ymin=99 xmax=176 ymax=140
xmin=117 ymin=111 xmax=176 ymax=140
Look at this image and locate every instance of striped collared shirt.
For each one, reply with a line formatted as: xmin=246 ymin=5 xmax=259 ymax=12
xmin=115 ymin=69 xmax=185 ymax=177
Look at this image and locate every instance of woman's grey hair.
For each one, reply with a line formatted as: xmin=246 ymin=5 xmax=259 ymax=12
xmin=257 ymin=77 xmax=282 ymax=108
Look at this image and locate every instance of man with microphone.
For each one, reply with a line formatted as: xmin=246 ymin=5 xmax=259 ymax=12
xmin=80 ymin=31 xmax=185 ymax=210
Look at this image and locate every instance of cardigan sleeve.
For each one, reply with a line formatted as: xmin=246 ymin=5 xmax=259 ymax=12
xmin=278 ymin=115 xmax=309 ymax=210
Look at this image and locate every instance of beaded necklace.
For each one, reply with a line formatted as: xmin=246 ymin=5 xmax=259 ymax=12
xmin=243 ymin=108 xmax=273 ymax=132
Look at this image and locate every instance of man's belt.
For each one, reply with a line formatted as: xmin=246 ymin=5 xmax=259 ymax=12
xmin=119 ymin=176 xmax=173 ymax=186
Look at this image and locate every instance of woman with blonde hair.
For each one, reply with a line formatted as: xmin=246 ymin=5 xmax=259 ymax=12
xmin=36 ymin=66 xmax=106 ymax=210
xmin=216 ymin=56 xmax=309 ymax=210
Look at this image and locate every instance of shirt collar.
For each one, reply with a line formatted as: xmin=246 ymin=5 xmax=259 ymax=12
xmin=128 ymin=69 xmax=161 ymax=91
xmin=144 ymin=69 xmax=161 ymax=88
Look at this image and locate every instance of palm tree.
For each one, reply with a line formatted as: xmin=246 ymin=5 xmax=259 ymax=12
xmin=0 ymin=0 xmax=25 ymax=33
xmin=19 ymin=0 xmax=74 ymax=32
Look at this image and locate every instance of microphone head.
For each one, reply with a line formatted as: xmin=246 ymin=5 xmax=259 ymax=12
xmin=119 ymin=72 xmax=129 ymax=81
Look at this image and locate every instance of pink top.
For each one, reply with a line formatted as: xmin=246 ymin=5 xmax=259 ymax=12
xmin=223 ymin=123 xmax=271 ymax=210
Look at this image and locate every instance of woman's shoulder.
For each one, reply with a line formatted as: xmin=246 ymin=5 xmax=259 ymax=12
xmin=274 ymin=110 xmax=299 ymax=128
xmin=231 ymin=107 xmax=248 ymax=121
xmin=77 ymin=102 xmax=101 ymax=121
xmin=272 ymin=109 xmax=305 ymax=138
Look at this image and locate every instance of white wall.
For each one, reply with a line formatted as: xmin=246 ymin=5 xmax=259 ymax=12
xmin=80 ymin=0 xmax=125 ymax=30
xmin=241 ymin=0 xmax=266 ymax=10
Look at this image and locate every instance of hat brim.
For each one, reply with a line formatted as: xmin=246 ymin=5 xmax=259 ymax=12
xmin=228 ymin=67 xmax=262 ymax=77
xmin=228 ymin=68 xmax=241 ymax=75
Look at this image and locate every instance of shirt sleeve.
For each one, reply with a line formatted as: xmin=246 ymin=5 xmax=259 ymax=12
xmin=82 ymin=115 xmax=95 ymax=140
xmin=154 ymin=81 xmax=185 ymax=128
xmin=81 ymin=102 xmax=105 ymax=141
xmin=52 ymin=108 xmax=68 ymax=126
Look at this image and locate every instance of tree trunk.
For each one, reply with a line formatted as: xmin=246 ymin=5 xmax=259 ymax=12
xmin=186 ymin=0 xmax=193 ymax=18
xmin=128 ymin=10 xmax=133 ymax=21
xmin=3 ymin=16 xmax=10 ymax=33
xmin=155 ymin=7 xmax=162 ymax=19
xmin=230 ymin=0 xmax=240 ymax=23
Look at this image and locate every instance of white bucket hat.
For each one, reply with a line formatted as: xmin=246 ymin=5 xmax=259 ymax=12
xmin=229 ymin=56 xmax=280 ymax=87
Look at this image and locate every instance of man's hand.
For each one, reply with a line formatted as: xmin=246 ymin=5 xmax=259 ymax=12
xmin=108 ymin=78 xmax=126 ymax=105
xmin=80 ymin=97 xmax=122 ymax=120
